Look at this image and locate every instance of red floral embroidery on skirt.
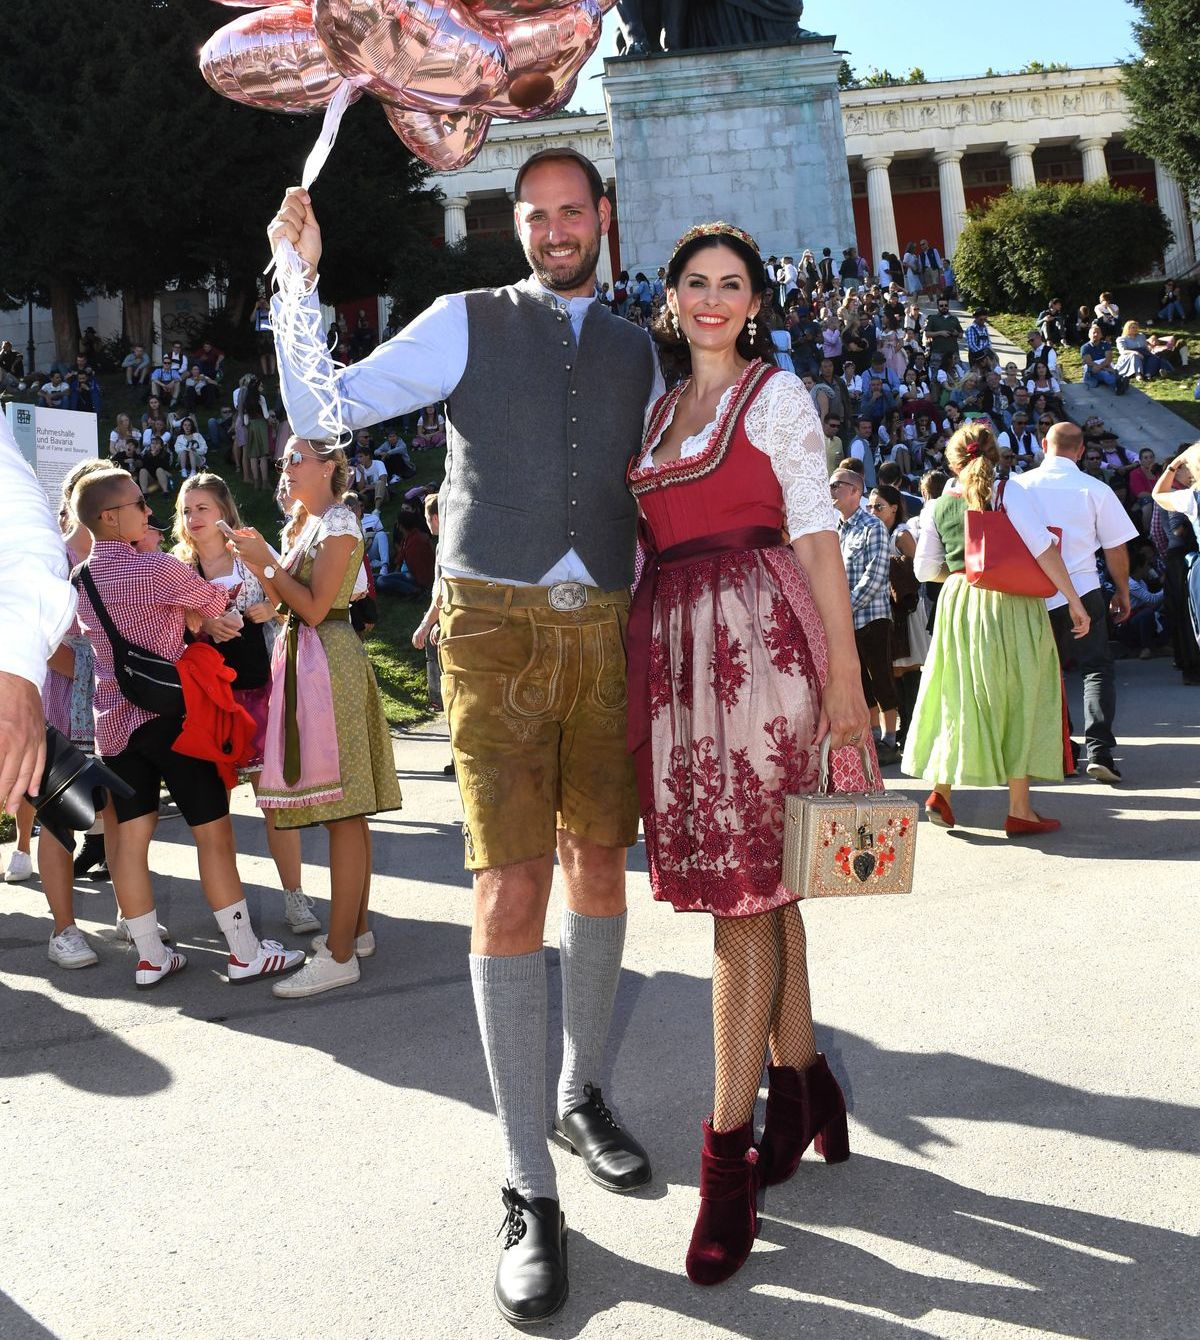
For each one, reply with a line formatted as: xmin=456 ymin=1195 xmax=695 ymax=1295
xmin=643 ymin=546 xmax=828 ymax=917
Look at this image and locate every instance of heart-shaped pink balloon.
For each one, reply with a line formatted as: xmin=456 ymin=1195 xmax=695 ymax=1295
xmin=383 ymin=105 xmax=492 ymax=170
xmin=201 ymin=4 xmax=352 ymax=113
xmin=313 ymin=0 xmax=507 ymax=113
xmin=480 ymin=0 xmax=600 ymax=119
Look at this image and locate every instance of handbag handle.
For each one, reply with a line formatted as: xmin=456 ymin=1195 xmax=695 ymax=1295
xmin=817 ymin=735 xmax=882 ymax=797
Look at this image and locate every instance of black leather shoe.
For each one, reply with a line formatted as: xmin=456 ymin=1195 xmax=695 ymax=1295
xmin=551 ymin=1084 xmax=652 ymax=1192
xmin=494 ymin=1187 xmax=568 ymax=1327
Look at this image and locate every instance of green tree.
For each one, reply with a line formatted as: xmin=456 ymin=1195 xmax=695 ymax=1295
xmin=1122 ymin=0 xmax=1200 ymax=202
xmin=0 ymin=0 xmax=429 ymax=360
xmin=953 ymin=183 xmax=1171 ymax=311
xmin=1018 ymin=60 xmax=1070 ymax=74
xmin=390 ymin=234 xmax=528 ymax=326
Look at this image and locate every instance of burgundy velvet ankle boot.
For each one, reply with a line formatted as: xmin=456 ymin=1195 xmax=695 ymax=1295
xmin=685 ymin=1118 xmax=759 ymax=1286
xmin=756 ymin=1053 xmax=850 ymax=1188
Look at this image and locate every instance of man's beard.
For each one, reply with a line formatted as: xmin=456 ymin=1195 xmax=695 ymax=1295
xmin=525 ymin=232 xmax=601 ymax=293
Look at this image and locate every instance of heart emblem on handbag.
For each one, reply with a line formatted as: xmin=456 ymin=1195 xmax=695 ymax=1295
xmin=852 ymin=851 xmax=876 ymax=883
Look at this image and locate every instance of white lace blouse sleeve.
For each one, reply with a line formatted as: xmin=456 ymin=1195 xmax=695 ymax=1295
xmin=744 ymin=371 xmax=839 ymax=538
xmin=315 ymin=503 xmax=363 ymax=544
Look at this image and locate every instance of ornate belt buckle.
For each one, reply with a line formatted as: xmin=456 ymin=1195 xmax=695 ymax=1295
xmin=547 ymin=581 xmax=587 ymax=612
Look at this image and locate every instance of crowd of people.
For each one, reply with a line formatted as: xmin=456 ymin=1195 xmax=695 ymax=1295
xmin=3 ymin=141 xmax=1200 ymax=1330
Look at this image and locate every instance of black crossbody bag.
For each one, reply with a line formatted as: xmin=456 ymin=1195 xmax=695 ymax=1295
xmin=73 ymin=564 xmax=186 ymax=718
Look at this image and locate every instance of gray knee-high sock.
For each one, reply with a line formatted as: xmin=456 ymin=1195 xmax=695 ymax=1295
xmin=469 ymin=950 xmax=557 ymax=1201
xmin=557 ymin=908 xmax=627 ymax=1118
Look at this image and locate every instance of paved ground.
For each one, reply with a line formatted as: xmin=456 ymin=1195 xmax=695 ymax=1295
xmin=1 ymin=659 xmax=1198 ymax=1340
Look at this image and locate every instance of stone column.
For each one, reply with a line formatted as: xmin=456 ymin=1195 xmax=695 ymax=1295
xmin=934 ymin=149 xmax=968 ymax=258
xmin=862 ymin=154 xmax=899 ymax=262
xmin=1077 ymin=136 xmax=1110 ymax=184
xmin=1154 ymin=160 xmax=1196 ymax=274
xmin=442 ymin=194 xmax=469 ymax=245
xmin=595 ymin=229 xmax=614 ymax=291
xmin=1006 ymin=142 xmax=1037 ymax=191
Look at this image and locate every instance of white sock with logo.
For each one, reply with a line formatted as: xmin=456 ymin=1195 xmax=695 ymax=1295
xmin=124 ymin=911 xmax=168 ymax=967
xmin=213 ymin=899 xmax=261 ymax=964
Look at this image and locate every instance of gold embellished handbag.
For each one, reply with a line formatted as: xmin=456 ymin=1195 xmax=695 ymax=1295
xmin=781 ymin=740 xmax=917 ymax=899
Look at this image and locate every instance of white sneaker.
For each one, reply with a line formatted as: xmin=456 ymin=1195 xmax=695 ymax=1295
xmin=283 ymin=888 xmax=320 ymax=934
xmin=273 ymin=941 xmax=360 ymax=998
xmin=117 ymin=916 xmax=170 ymax=943
xmin=48 ymin=925 xmax=99 ymax=969
xmin=310 ymin=930 xmax=375 ymax=959
xmin=135 ymin=949 xmax=188 ymax=989
xmin=4 ymin=850 xmax=33 ymax=883
xmin=228 ymin=938 xmax=305 ymax=984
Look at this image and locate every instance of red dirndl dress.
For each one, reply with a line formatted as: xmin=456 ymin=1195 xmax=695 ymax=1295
xmin=626 ymin=360 xmax=868 ymax=918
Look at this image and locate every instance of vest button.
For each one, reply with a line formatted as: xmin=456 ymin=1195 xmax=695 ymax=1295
xmin=569 ymin=530 xmax=576 ymax=537
xmin=571 ymin=499 xmax=577 ymax=505
xmin=562 ymin=339 xmax=569 ymax=347
xmin=570 ymin=389 xmax=577 ymax=396
xmin=570 ymin=416 xmax=577 ymax=422
xmin=571 ymin=470 xmax=578 ymax=478
xmin=571 ymin=443 xmax=578 ymax=449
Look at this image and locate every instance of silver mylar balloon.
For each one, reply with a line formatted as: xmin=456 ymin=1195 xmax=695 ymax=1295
xmin=383 ymin=105 xmax=492 ymax=170
xmin=481 ymin=0 xmax=600 ymax=119
xmin=200 ymin=5 xmax=352 ymax=113
xmin=313 ymin=0 xmax=507 ymax=113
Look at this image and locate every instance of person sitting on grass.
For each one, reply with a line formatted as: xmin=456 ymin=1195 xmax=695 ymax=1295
xmin=377 ymin=504 xmax=434 ymax=599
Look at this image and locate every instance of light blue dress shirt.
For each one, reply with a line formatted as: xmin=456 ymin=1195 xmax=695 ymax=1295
xmin=274 ymin=280 xmax=663 ymax=586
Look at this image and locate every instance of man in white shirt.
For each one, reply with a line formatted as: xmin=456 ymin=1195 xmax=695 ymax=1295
xmin=268 ymin=147 xmax=657 ymax=1324
xmin=39 ymin=372 xmax=70 ymax=408
xmin=1015 ymin=421 xmax=1137 ymax=782
xmin=995 ymin=411 xmax=1042 ymax=472
xmin=0 ymin=413 xmax=77 ymax=813
xmin=353 ymin=447 xmax=388 ymax=506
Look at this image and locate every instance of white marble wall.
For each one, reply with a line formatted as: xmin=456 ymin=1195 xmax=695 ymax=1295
xmin=602 ymin=39 xmax=856 ymax=274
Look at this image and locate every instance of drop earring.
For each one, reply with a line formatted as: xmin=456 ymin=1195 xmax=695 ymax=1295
xmin=670 ymin=309 xmax=681 ymax=338
xmin=747 ymin=314 xmax=758 ymax=341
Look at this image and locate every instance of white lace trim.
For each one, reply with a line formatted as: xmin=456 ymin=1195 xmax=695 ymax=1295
xmin=315 ymin=503 xmax=362 ymax=543
xmin=744 ymin=373 xmax=840 ymax=538
xmin=637 ymin=382 xmax=737 ymax=468
xmin=638 ymin=371 xmax=837 ymax=538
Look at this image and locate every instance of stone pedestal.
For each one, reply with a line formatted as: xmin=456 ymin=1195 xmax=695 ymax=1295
xmin=602 ymin=36 xmax=855 ymax=275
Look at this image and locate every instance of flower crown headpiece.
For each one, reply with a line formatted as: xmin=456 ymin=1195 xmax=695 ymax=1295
xmin=670 ymin=221 xmax=761 ymax=264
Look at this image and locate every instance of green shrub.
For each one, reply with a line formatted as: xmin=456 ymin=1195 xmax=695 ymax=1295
xmin=954 ymin=183 xmax=1171 ymax=312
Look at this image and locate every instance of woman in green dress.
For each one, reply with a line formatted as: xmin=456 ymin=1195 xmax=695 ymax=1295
xmin=902 ymin=422 xmax=1089 ymax=835
xmin=229 ymin=439 xmax=402 ymax=998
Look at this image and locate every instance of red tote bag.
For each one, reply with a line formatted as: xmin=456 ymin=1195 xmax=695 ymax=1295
xmin=964 ymin=481 xmax=1058 ymax=599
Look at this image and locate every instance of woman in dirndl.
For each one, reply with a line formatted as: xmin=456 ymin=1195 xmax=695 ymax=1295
xmin=626 ymin=222 xmax=872 ymax=1286
xmin=228 ymin=439 xmax=401 ymax=1000
xmin=902 ymin=422 xmax=1089 ymax=832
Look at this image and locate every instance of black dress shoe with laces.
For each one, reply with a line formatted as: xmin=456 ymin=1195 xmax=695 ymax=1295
xmin=494 ymin=1187 xmax=568 ymax=1326
xmin=551 ymin=1083 xmax=652 ymax=1193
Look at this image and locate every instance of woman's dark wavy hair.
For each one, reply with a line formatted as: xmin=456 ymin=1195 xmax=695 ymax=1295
xmin=651 ymin=231 xmax=778 ymax=382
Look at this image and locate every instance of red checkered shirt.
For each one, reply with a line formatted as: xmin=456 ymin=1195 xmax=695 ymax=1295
xmin=75 ymin=540 xmax=228 ymax=757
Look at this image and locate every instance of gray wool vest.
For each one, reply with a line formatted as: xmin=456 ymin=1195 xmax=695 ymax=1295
xmin=438 ymin=279 xmax=657 ymax=591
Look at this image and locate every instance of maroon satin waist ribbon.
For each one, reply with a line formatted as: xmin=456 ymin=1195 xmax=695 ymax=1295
xmin=626 ymin=525 xmax=785 ymax=811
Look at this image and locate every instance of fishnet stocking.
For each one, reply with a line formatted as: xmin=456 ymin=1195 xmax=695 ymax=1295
xmin=768 ymin=903 xmax=818 ymax=1070
xmin=710 ymin=905 xmax=819 ymax=1133
xmin=711 ymin=912 xmax=778 ymax=1132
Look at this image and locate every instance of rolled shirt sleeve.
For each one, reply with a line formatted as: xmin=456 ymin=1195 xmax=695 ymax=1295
xmin=272 ymin=290 xmax=469 ymax=440
xmin=0 ymin=414 xmax=76 ymax=688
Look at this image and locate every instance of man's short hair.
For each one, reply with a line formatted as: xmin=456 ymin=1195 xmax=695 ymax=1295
xmin=877 ymin=461 xmax=903 ymax=486
xmin=514 ymin=148 xmax=605 ymax=207
xmin=837 ymin=457 xmax=865 ymax=475
xmin=74 ymin=469 xmax=135 ymax=531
